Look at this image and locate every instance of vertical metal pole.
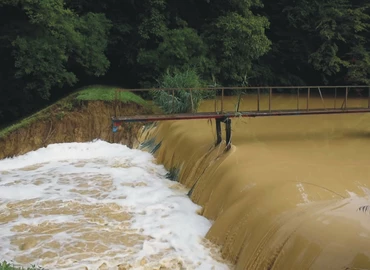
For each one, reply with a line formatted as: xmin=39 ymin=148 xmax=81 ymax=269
xmin=368 ymin=87 xmax=370 ymax=108
xmin=345 ymin=87 xmax=348 ymax=109
xmin=215 ymin=119 xmax=222 ymax=145
xmin=236 ymin=91 xmax=242 ymax=112
xmin=269 ymin=88 xmax=272 ymax=112
xmin=334 ymin=88 xmax=337 ymax=109
xmin=225 ymin=118 xmax=231 ymax=151
xmin=257 ymin=88 xmax=260 ymax=111
xmin=172 ymin=89 xmax=175 ymax=113
xmin=318 ymin=87 xmax=325 ymax=109
xmin=221 ymin=88 xmax=224 ymax=113
xmin=297 ymin=88 xmax=300 ymax=110
xmin=307 ymin=88 xmax=310 ymax=111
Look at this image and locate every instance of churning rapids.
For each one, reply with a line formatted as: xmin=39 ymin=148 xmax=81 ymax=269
xmin=0 ymin=140 xmax=231 ymax=270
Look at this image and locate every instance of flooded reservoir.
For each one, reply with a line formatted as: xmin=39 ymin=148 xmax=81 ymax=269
xmin=1 ymin=93 xmax=370 ymax=269
xmin=144 ymin=94 xmax=370 ymax=269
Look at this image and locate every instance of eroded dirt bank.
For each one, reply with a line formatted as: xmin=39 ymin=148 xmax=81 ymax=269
xmin=0 ymin=101 xmax=145 ymax=159
xmin=140 ymin=95 xmax=370 ymax=270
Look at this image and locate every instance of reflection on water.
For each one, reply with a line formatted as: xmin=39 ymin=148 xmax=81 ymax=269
xmin=146 ymin=95 xmax=370 ymax=269
xmin=0 ymin=141 xmax=231 ymax=269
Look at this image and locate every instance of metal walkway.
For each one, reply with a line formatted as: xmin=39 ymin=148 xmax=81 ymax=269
xmin=112 ymin=108 xmax=370 ymax=122
xmin=111 ymin=85 xmax=370 ymax=150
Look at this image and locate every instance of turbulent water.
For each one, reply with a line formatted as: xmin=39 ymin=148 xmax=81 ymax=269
xmin=0 ymin=141 xmax=231 ymax=270
xmin=2 ymin=93 xmax=370 ymax=270
xmin=145 ymin=94 xmax=370 ymax=269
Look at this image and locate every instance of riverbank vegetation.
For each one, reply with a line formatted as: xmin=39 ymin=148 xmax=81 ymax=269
xmin=152 ymin=68 xmax=213 ymax=113
xmin=0 ymin=86 xmax=146 ymax=139
xmin=0 ymin=261 xmax=43 ymax=270
xmin=0 ymin=0 xmax=369 ymax=124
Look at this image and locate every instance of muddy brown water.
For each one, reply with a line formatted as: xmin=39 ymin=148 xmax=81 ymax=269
xmin=1 ymin=94 xmax=369 ymax=269
xmin=0 ymin=142 xmax=232 ymax=270
xmin=146 ymin=94 xmax=370 ymax=269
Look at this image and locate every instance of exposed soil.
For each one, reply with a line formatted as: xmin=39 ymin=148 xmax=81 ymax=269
xmin=0 ymin=101 xmax=146 ymax=159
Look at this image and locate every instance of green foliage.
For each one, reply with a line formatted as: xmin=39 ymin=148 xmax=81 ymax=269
xmin=204 ymin=12 xmax=271 ymax=84
xmin=284 ymin=0 xmax=352 ymax=78
xmin=137 ymin=0 xmax=167 ymax=40
xmin=1 ymin=0 xmax=370 ymax=126
xmin=253 ymin=0 xmax=370 ymax=85
xmin=76 ymin=86 xmax=147 ymax=105
xmin=347 ymin=45 xmax=370 ymax=84
xmin=152 ymin=68 xmax=204 ymax=113
xmin=60 ymin=101 xmax=73 ymax=111
xmin=74 ymin=13 xmax=112 ymax=76
xmin=133 ymin=0 xmax=271 ymax=86
xmin=137 ymin=27 xmax=211 ymax=76
xmin=2 ymin=0 xmax=111 ymax=99
xmin=0 ymin=261 xmax=44 ymax=270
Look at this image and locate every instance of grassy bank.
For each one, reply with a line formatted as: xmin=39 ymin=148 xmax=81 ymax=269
xmin=0 ymin=85 xmax=147 ymax=139
xmin=75 ymin=85 xmax=146 ymax=105
xmin=0 ymin=261 xmax=43 ymax=270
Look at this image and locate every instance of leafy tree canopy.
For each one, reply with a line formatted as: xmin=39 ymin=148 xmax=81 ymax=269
xmin=1 ymin=0 xmax=370 ymax=125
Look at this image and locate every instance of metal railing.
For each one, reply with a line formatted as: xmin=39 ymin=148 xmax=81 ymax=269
xmin=113 ymin=85 xmax=370 ymax=117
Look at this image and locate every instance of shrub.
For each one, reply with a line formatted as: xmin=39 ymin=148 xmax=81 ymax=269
xmin=152 ymin=68 xmax=205 ymax=113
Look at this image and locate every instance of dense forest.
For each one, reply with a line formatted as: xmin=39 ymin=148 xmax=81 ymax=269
xmin=0 ymin=0 xmax=369 ymax=125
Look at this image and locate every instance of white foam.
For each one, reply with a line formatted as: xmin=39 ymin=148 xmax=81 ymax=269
xmin=0 ymin=140 xmax=230 ymax=269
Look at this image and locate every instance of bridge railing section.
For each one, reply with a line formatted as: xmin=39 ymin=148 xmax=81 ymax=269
xmin=113 ymin=86 xmax=370 ymax=117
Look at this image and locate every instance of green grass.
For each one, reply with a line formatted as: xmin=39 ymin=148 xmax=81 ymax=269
xmin=75 ymin=85 xmax=147 ymax=106
xmin=0 ymin=261 xmax=44 ymax=270
xmin=0 ymin=85 xmax=147 ymax=139
xmin=0 ymin=105 xmax=53 ymax=139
